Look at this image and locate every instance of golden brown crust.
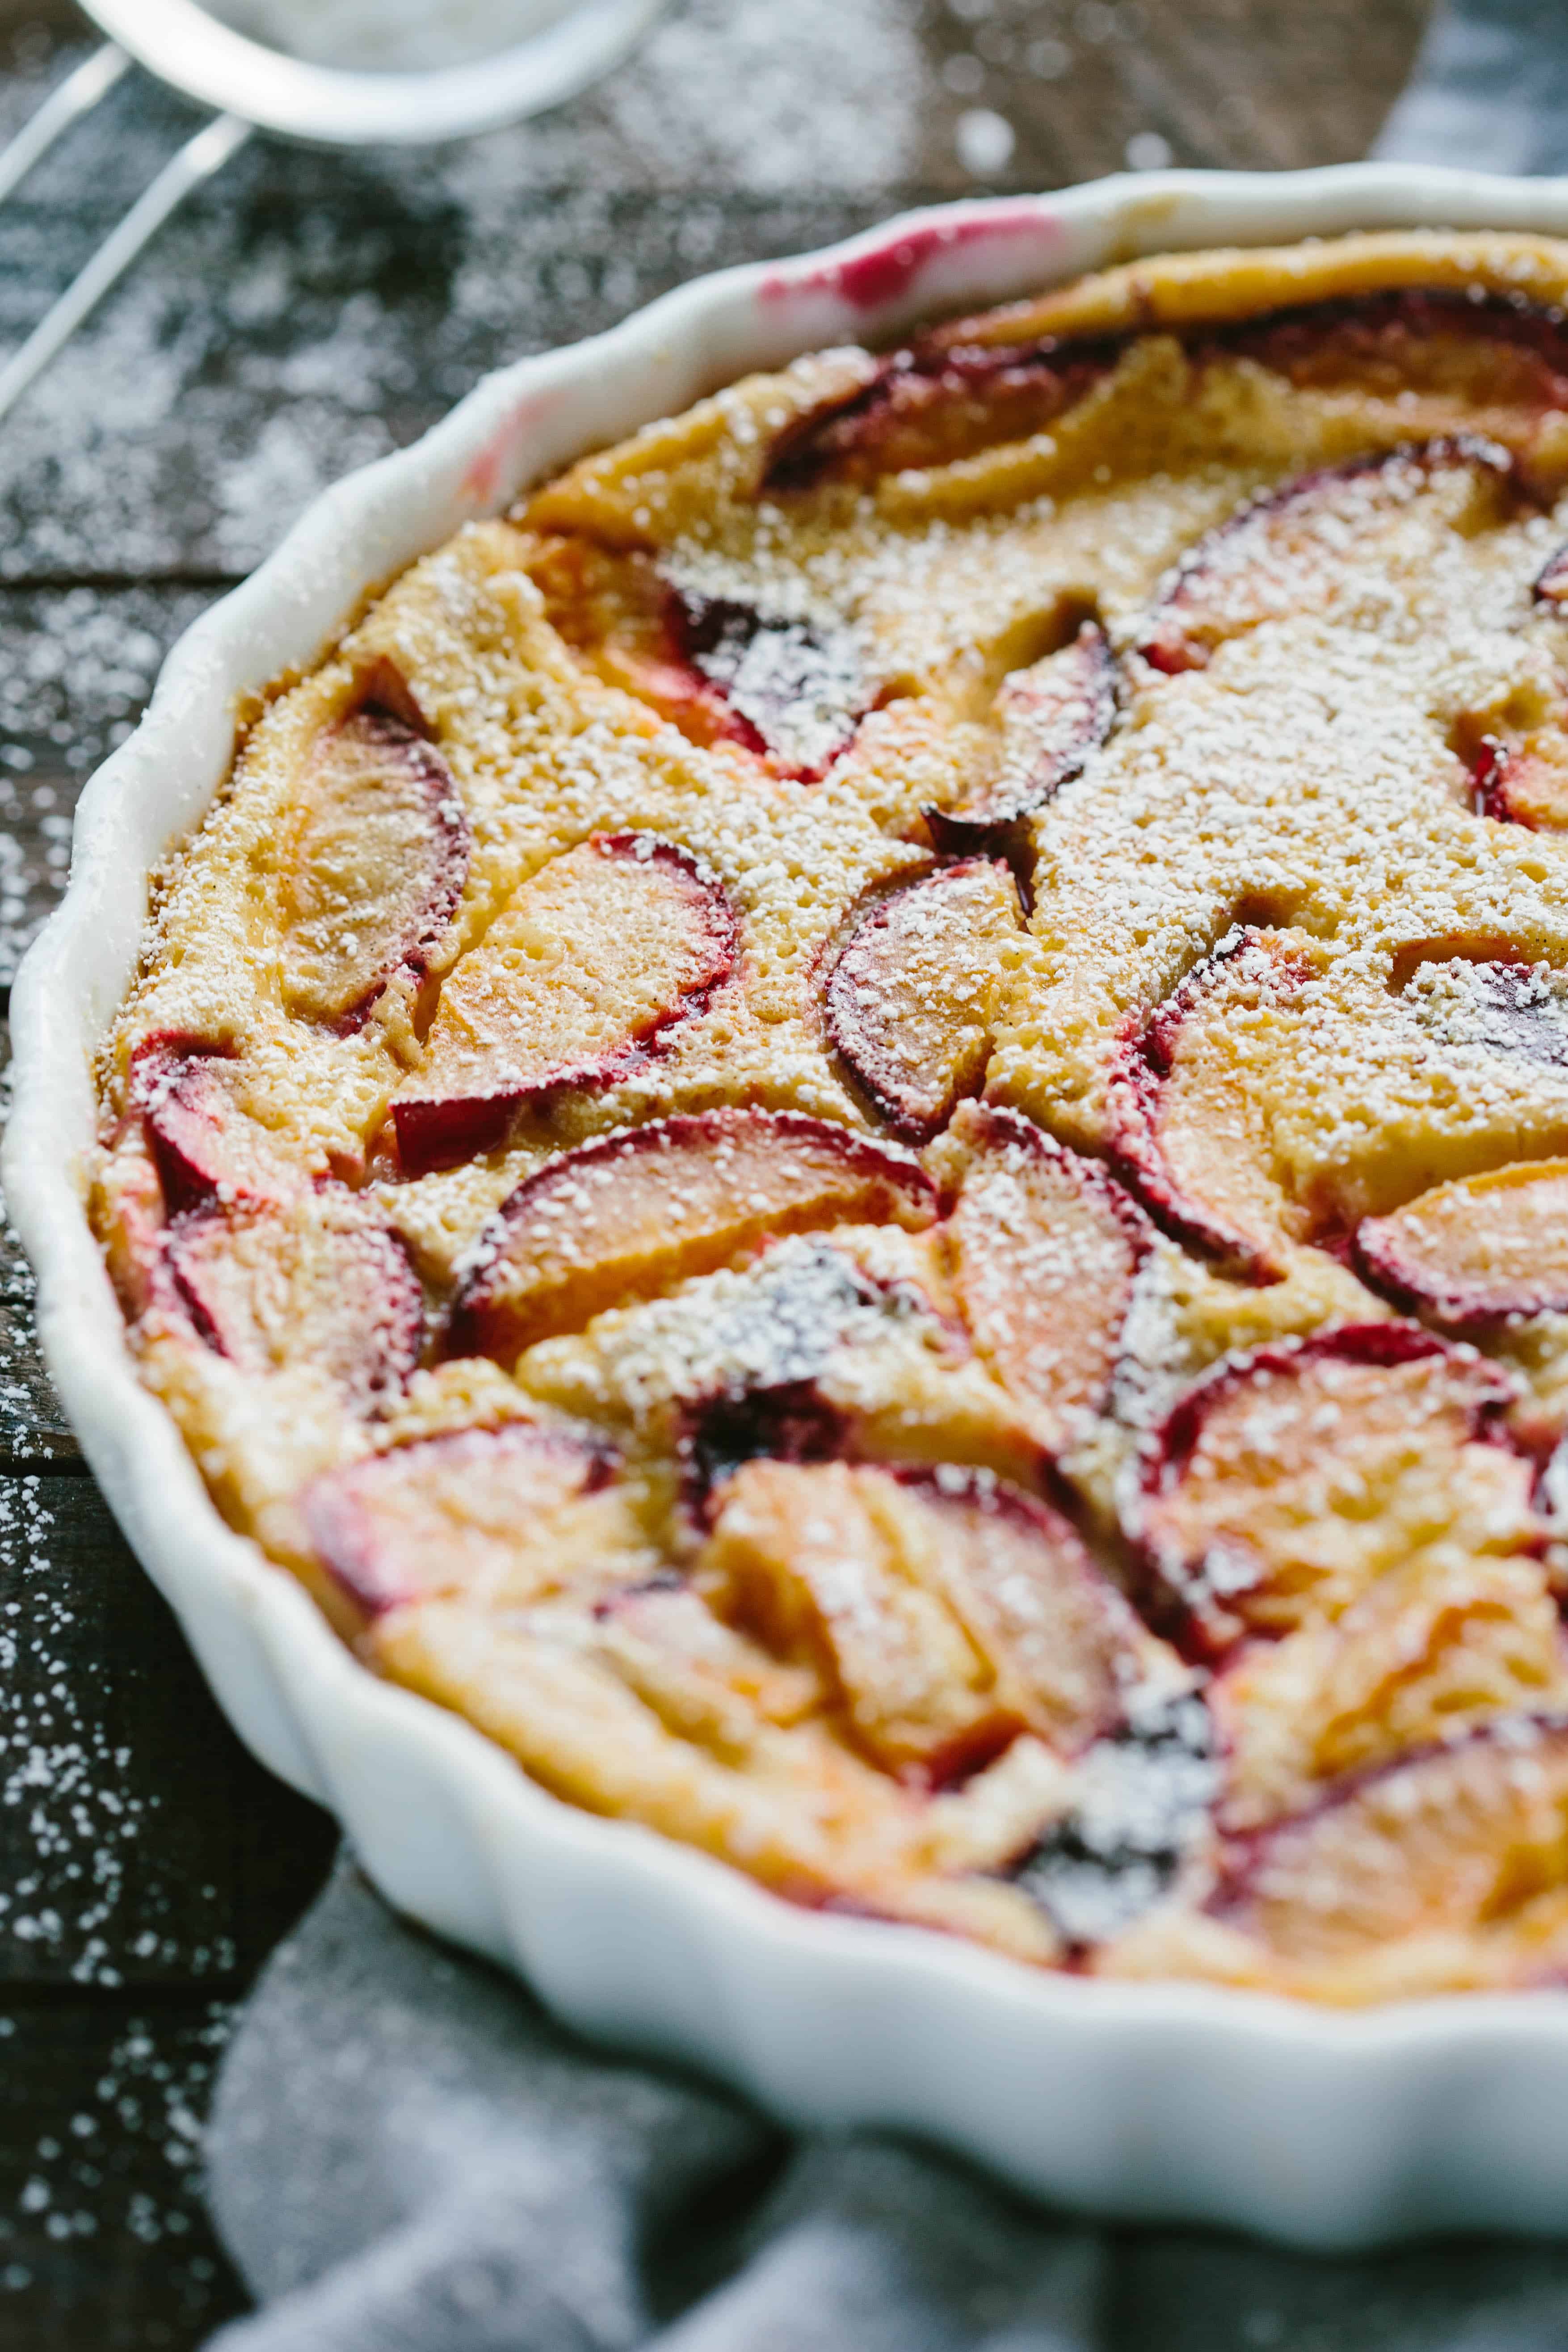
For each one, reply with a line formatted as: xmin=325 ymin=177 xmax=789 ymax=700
xmin=91 ymin=230 xmax=1568 ymax=2001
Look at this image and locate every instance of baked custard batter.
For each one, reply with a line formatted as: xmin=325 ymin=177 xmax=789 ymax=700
xmin=93 ymin=231 xmax=1568 ymax=2001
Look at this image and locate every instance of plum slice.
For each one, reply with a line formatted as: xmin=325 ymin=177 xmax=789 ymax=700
xmin=665 ymin=589 xmax=867 ymax=781
xmin=95 ymin=1119 xmax=170 ymax=1320
xmin=1214 ymin=286 xmax=1568 ymax=416
xmin=278 ymin=703 xmax=471 ymax=1028
xmin=1356 ymin=1160 xmax=1568 ymax=1325
xmin=391 ymin=834 xmax=737 ymax=1176
xmin=701 ymin=1458 xmax=1148 ymax=1778
xmin=1208 ymin=1712 xmax=1568 ymax=1965
xmin=303 ymin=1422 xmax=614 ymax=1615
xmin=1106 ymin=928 xmax=1318 ymax=1283
xmin=447 ymin=1107 xmax=937 ymax=1362
xmin=762 ymin=331 xmax=1119 ymax=495
xmin=1139 ymin=435 xmax=1520 ymax=675
xmin=824 ymin=860 xmax=1022 ymax=1141
xmin=1135 ymin=1325 xmax=1528 ymax=1658
xmin=925 ymin=620 xmax=1116 ymax=855
xmin=130 ymin=1036 xmax=292 ymax=1211
xmin=156 ymin=1191 xmax=423 ymax=1414
xmin=946 ymin=1102 xmax=1151 ymax=1457
xmin=590 ymin=1578 xmax=824 ymax=1732
xmin=1536 ymin=544 xmax=1568 ymax=607
xmin=1471 ymin=728 xmax=1568 ymax=830
xmin=765 ymin=284 xmax=1568 ymax=502
xmin=1400 ymin=955 xmax=1568 ymax=1068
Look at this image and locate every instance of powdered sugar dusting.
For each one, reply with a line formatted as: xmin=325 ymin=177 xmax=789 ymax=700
xmin=83 ymin=230 xmax=1568 ymax=1997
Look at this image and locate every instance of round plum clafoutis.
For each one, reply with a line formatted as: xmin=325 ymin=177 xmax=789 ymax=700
xmin=93 ymin=230 xmax=1568 ymax=2001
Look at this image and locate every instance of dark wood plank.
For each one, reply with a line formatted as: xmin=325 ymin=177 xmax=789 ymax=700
xmin=0 ymin=1997 xmax=247 ymax=2349
xmin=0 ymin=1027 xmax=74 ymax=1464
xmin=0 ymin=1204 xmax=73 ymax=1467
xmin=0 ymin=585 xmax=220 ymax=984
xmin=1 ymin=3 xmax=1428 ymax=213
xmin=0 ymin=6 xmax=1425 ymax=586
xmin=0 ymin=179 xmax=898 ymax=584
xmin=919 ymin=0 xmax=1427 ymax=185
xmin=0 ymin=583 xmax=232 ymax=1465
xmin=0 ymin=1473 xmax=335 ymax=1988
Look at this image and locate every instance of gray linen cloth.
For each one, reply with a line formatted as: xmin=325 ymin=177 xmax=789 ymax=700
xmin=204 ymin=8 xmax=1568 ymax=2343
xmin=206 ymin=1860 xmax=1568 ymax=2352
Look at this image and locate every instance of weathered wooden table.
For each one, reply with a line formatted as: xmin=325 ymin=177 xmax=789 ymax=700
xmin=0 ymin=4 xmax=1426 ymax=2341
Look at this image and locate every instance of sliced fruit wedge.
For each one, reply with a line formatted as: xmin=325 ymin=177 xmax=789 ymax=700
xmin=1209 ymin=1712 xmax=1568 ymax=1965
xmin=391 ymin=834 xmax=736 ymax=1176
xmin=593 ymin=1579 xmax=824 ymax=1731
xmin=1401 ymin=955 xmax=1568 ymax=1069
xmin=1106 ymin=928 xmax=1317 ymax=1283
xmin=1208 ymin=1551 xmax=1568 ymax=1834
xmin=277 ymin=703 xmax=471 ymax=1027
xmin=824 ymin=860 xmax=1022 ymax=1141
xmin=368 ymin=1590 xmax=923 ymax=1904
xmin=130 ymin=1036 xmax=293 ymax=1210
xmin=701 ymin=1458 xmax=1144 ymax=1777
xmin=1536 ymin=544 xmax=1568 ymax=606
xmin=526 ymin=541 xmax=869 ymax=777
xmin=447 ymin=1107 xmax=937 ymax=1362
xmin=1214 ymin=286 xmax=1568 ymax=422
xmin=946 ymin=1102 xmax=1151 ymax=1456
xmin=666 ymin=589 xmax=868 ymax=781
xmin=762 ymin=332 xmax=1117 ymax=494
xmin=1356 ymin=1159 xmax=1568 ymax=1324
xmin=1136 ymin=1325 xmax=1530 ymax=1657
xmin=94 ymin=1119 xmax=169 ymax=1319
xmin=926 ymin=620 xmax=1115 ymax=854
xmin=765 ymin=286 xmax=1568 ymax=507
xmin=155 ymin=1190 xmax=423 ymax=1414
xmin=304 ymin=1422 xmax=617 ymax=1615
xmin=1140 ymin=435 xmax=1521 ymax=674
xmin=1471 ymin=728 xmax=1568 ymax=829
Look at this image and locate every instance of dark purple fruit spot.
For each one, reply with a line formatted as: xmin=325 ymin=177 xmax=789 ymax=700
xmin=1470 ymin=737 xmax=1516 ymax=822
xmin=1005 ymin=1688 xmax=1216 ymax=1947
xmin=671 ymin=1242 xmax=941 ymax=1511
xmin=673 ymin=1244 xmax=879 ymax=1508
xmin=679 ymin=1379 xmax=847 ymax=1506
xmin=1466 ymin=964 xmax=1568 ymax=1067
xmin=668 ymin=589 xmax=866 ymax=780
xmin=1403 ymin=958 xmax=1568 ymax=1071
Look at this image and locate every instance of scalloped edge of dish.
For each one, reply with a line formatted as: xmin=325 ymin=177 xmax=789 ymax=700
xmin=14 ymin=163 xmax=1568 ymax=2248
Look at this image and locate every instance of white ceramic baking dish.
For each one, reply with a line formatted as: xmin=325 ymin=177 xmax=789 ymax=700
xmin=16 ymin=162 xmax=1568 ymax=2250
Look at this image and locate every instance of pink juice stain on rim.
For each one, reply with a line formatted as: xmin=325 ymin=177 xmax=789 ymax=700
xmin=460 ymin=383 xmax=565 ymax=506
xmin=760 ymin=206 xmax=1059 ymax=313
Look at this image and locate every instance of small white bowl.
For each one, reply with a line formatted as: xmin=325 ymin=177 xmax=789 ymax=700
xmin=15 ymin=163 xmax=1568 ymax=2250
